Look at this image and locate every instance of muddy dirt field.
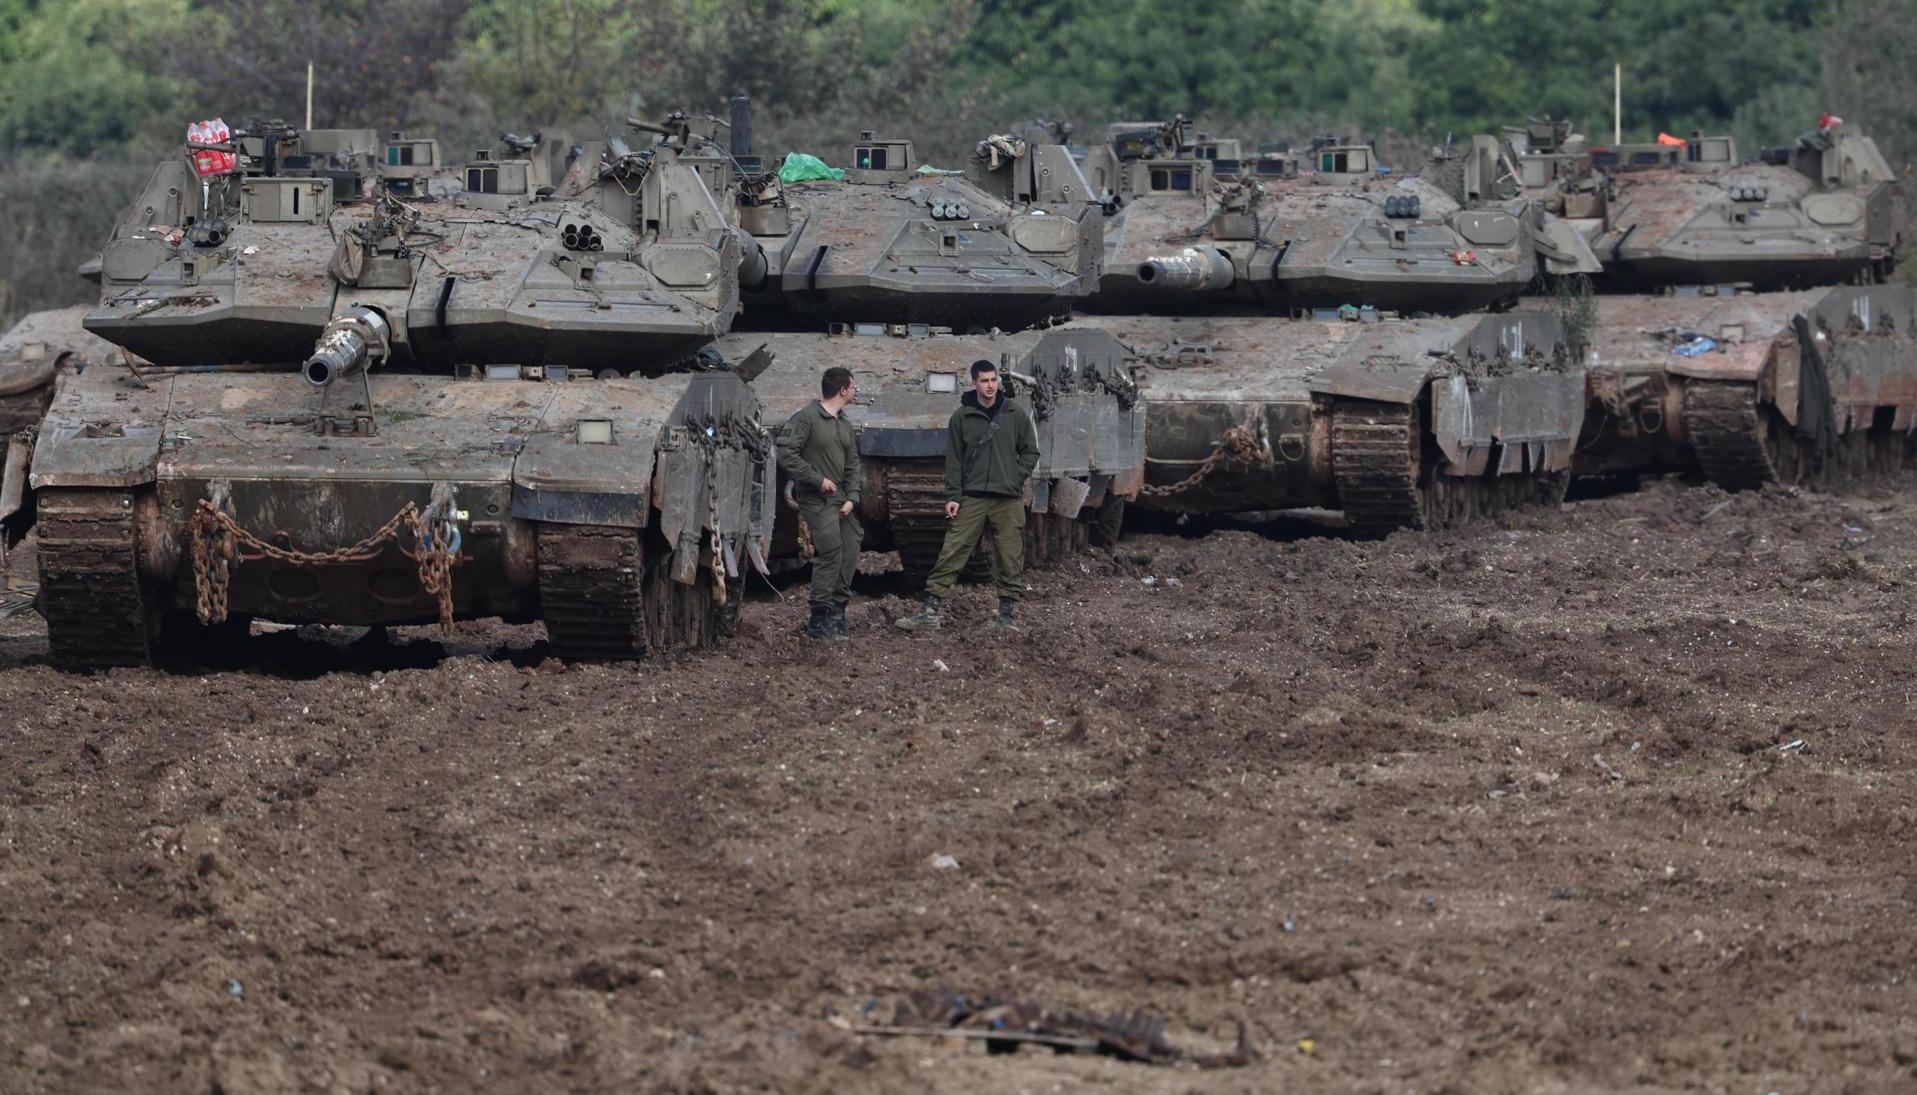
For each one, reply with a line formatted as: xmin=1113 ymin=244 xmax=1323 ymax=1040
xmin=3 ymin=478 xmax=1916 ymax=1094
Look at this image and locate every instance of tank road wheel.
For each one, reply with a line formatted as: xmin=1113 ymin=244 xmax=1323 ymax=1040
xmin=35 ymin=489 xmax=161 ymax=671
xmin=1683 ymin=380 xmax=1801 ymax=490
xmin=1332 ymin=400 xmax=1428 ymax=536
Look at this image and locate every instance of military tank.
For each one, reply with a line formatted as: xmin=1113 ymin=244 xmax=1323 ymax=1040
xmin=1502 ymin=118 xmax=1917 ymax=490
xmin=734 ymin=124 xmax=1102 ymax=331
xmin=85 ymin=118 xmax=745 ymax=370
xmin=25 ymin=120 xmax=774 ymax=671
xmin=1077 ymin=118 xmax=1537 ymax=315
xmin=667 ymin=105 xmax=1142 ymax=590
xmin=725 ymin=326 xmax=1144 ymax=583
xmin=1074 ymin=311 xmax=1583 ymax=534
xmin=1571 ymin=122 xmax=1901 ymax=291
xmin=1574 ymin=285 xmax=1917 ymax=488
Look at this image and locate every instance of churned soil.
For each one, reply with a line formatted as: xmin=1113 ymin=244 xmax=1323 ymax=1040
xmin=3 ymin=477 xmax=1916 ymax=1094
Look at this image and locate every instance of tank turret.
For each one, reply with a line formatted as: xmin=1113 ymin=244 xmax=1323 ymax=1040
xmin=1579 ymin=121 xmax=1902 ymax=290
xmin=86 ymin=117 xmax=745 ymax=370
xmin=1079 ymin=121 xmax=1537 ymax=314
xmin=737 ymin=120 xmax=1103 ymax=331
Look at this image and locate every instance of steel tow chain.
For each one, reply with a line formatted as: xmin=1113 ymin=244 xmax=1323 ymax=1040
xmin=188 ymin=492 xmax=461 ymax=633
xmin=1139 ymin=423 xmax=1269 ymax=498
xmin=782 ymin=480 xmax=817 ymax=560
xmin=706 ymin=455 xmax=728 ymax=607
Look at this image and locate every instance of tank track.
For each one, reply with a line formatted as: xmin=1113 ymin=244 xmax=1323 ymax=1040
xmin=537 ymin=523 xmax=732 ymax=661
xmin=1333 ymin=399 xmax=1572 ymax=536
xmin=35 ymin=488 xmax=156 ymax=670
xmin=1331 ymin=401 xmax=1426 ymax=534
xmin=884 ymin=463 xmax=990 ymax=586
xmin=1683 ymin=380 xmax=1794 ymax=490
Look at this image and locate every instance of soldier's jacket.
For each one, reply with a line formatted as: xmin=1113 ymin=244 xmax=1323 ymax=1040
xmin=777 ymin=401 xmax=861 ymax=503
xmin=944 ymin=391 xmax=1040 ymax=501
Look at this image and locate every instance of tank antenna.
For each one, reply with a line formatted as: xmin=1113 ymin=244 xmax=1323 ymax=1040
xmin=305 ymin=62 xmax=314 ymax=130
xmin=1613 ymin=62 xmax=1622 ymax=145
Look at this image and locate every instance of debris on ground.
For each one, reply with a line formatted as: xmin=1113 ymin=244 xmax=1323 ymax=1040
xmin=842 ymin=986 xmax=1256 ymax=1068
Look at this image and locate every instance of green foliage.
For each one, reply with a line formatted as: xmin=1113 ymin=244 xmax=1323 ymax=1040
xmin=1542 ymin=273 xmax=1598 ymax=364
xmin=966 ymin=0 xmax=1433 ymax=131
xmin=1408 ymin=0 xmax=1833 ymax=151
xmin=0 ymin=0 xmax=190 ymax=150
xmin=0 ymin=153 xmax=152 ymax=327
xmin=1821 ymin=0 xmax=1917 ymax=166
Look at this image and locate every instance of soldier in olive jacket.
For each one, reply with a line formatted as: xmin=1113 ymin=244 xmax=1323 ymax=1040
xmin=776 ymin=366 xmax=861 ymax=640
xmin=897 ymin=359 xmax=1040 ymax=632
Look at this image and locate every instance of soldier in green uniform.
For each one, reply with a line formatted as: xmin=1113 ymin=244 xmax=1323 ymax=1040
xmin=777 ymin=366 xmax=861 ymax=641
xmin=896 ymin=359 xmax=1040 ymax=632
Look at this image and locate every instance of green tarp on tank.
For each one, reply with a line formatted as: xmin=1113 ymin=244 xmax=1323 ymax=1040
xmin=777 ymin=153 xmax=845 ymax=183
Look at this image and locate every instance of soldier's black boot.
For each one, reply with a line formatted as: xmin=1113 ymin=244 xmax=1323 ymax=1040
xmin=829 ymin=606 xmax=850 ymax=641
xmin=803 ymin=606 xmax=834 ymax=640
xmin=894 ymin=594 xmax=942 ymax=632
xmin=989 ymin=596 xmax=1018 ymax=630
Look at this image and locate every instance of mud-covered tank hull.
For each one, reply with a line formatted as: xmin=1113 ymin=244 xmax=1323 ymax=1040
xmin=2 ymin=306 xmax=121 ymax=435
xmin=725 ymin=326 xmax=1145 ymax=582
xmin=1073 ymin=313 xmax=1586 ymax=534
xmin=29 ymin=367 xmax=774 ymax=669
xmin=1576 ymin=285 xmax=1917 ymax=489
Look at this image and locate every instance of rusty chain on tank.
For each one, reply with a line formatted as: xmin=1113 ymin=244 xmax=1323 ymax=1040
xmin=1138 ymin=423 xmax=1269 ymax=498
xmin=706 ymin=456 xmax=728 ymax=607
xmin=782 ymin=480 xmax=817 ymax=560
xmin=188 ymin=498 xmax=460 ymax=633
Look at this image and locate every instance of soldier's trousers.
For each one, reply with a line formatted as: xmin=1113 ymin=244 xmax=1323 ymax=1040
xmin=797 ymin=495 xmax=861 ymax=611
xmin=924 ymin=494 xmax=1025 ymax=602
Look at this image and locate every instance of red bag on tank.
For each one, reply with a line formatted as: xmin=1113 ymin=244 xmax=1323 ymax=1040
xmin=188 ymin=119 xmax=236 ymax=177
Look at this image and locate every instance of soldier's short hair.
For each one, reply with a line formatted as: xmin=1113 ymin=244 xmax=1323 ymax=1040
xmin=969 ymin=359 xmax=997 ymax=380
xmin=821 ymin=366 xmax=854 ymax=398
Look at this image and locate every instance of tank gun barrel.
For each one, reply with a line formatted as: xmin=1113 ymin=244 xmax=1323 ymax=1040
xmin=303 ymin=308 xmax=390 ymax=388
xmin=625 ymin=116 xmax=675 ymax=138
xmin=1136 ymin=245 xmax=1236 ymax=292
